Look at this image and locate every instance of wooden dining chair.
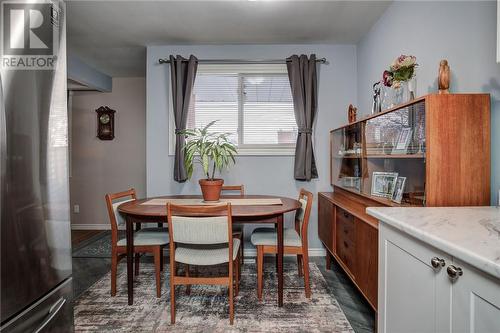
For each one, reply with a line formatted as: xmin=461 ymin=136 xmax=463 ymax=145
xmin=167 ymin=203 xmax=240 ymax=325
xmin=250 ymin=189 xmax=313 ymax=299
xmin=221 ymin=185 xmax=245 ymax=270
xmin=105 ymin=188 xmax=169 ymax=298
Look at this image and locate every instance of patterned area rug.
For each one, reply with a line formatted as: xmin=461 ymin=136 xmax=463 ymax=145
xmin=74 ymin=262 xmax=354 ymax=332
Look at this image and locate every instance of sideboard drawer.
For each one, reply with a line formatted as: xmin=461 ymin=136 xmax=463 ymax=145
xmin=338 ymin=216 xmax=355 ymax=243
xmin=337 ymin=237 xmax=356 ymax=273
xmin=337 ymin=207 xmax=354 ymax=224
xmin=337 ymin=207 xmax=355 ymax=243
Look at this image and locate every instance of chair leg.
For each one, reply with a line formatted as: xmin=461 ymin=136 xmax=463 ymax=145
xmin=160 ymin=248 xmax=164 ymax=272
xmin=111 ymin=253 xmax=117 ymax=296
xmin=134 ymin=253 xmax=140 ymax=277
xmin=325 ymin=252 xmax=332 ymax=270
xmin=185 ymin=264 xmax=191 ymax=295
xmin=303 ymin=250 xmax=311 ymax=298
xmin=257 ymin=246 xmax=263 ymax=301
xmin=229 ymin=273 xmax=234 ymax=325
xmin=170 ymin=264 xmax=176 ymax=324
xmin=297 ymin=254 xmax=303 ymax=277
xmin=154 ymin=247 xmax=161 ymax=298
xmin=234 ymin=259 xmax=239 ymax=297
xmin=240 ymin=232 xmax=244 ymax=266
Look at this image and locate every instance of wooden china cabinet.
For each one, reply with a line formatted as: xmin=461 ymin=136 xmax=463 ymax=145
xmin=318 ymin=94 xmax=491 ymax=311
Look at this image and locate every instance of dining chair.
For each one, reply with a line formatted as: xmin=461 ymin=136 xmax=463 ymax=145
xmin=221 ymin=185 xmax=245 ymax=270
xmin=167 ymin=203 xmax=240 ymax=325
xmin=105 ymin=188 xmax=169 ymax=298
xmin=250 ymin=189 xmax=313 ymax=299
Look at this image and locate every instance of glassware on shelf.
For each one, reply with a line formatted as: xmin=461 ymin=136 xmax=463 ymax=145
xmin=381 ymin=85 xmax=395 ymax=110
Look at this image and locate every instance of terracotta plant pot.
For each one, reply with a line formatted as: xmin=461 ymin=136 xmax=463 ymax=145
xmin=199 ymin=178 xmax=224 ymax=202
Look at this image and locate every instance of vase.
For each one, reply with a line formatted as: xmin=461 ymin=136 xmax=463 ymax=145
xmin=393 ymin=84 xmax=404 ymax=106
xmin=381 ymin=85 xmax=395 ymax=110
xmin=393 ymin=82 xmax=411 ymax=106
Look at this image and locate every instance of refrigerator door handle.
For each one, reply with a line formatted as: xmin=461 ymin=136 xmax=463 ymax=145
xmin=33 ymin=297 xmax=66 ymax=333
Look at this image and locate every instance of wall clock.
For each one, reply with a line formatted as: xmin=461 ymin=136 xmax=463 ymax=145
xmin=96 ymin=106 xmax=115 ymax=140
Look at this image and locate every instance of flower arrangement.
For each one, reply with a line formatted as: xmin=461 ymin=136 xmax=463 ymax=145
xmin=382 ymin=55 xmax=417 ymax=88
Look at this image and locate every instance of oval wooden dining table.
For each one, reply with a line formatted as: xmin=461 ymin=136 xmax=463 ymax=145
xmin=118 ymin=195 xmax=301 ymax=307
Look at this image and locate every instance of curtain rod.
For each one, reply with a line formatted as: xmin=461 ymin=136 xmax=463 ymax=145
xmin=158 ymin=58 xmax=327 ymax=65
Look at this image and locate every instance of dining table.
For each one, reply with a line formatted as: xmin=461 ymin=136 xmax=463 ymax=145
xmin=117 ymin=194 xmax=301 ymax=307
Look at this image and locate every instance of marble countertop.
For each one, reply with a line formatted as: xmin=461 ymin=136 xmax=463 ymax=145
xmin=366 ymin=206 xmax=500 ymax=279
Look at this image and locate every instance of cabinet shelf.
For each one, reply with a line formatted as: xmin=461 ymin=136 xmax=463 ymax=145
xmin=334 ymin=155 xmax=362 ymax=159
xmin=365 ymin=153 xmax=425 ymax=159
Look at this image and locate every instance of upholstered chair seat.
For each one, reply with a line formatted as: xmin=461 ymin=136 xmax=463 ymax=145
xmin=117 ymin=230 xmax=169 ymax=247
xmin=250 ymin=228 xmax=302 ymax=247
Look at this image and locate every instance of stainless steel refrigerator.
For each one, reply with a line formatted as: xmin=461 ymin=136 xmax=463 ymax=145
xmin=0 ymin=0 xmax=73 ymax=332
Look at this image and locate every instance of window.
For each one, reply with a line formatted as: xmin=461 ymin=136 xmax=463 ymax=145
xmin=169 ymin=64 xmax=297 ymax=155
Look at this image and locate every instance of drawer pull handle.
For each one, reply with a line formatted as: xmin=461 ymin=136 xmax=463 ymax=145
xmin=430 ymin=257 xmax=445 ymax=269
xmin=343 ymin=241 xmax=348 ymax=248
xmin=447 ymin=265 xmax=463 ymax=279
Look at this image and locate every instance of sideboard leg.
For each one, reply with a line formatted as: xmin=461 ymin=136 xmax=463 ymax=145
xmin=325 ymin=252 xmax=332 ymax=271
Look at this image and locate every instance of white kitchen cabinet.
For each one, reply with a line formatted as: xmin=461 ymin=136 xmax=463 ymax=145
xmin=379 ymin=223 xmax=452 ymax=333
xmin=450 ymin=258 xmax=500 ymax=333
xmin=379 ymin=223 xmax=500 ymax=333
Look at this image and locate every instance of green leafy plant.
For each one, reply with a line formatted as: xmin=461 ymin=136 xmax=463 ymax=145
xmin=181 ymin=120 xmax=237 ymax=180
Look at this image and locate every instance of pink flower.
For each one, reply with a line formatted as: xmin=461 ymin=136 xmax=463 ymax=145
xmin=383 ymin=70 xmax=393 ymax=87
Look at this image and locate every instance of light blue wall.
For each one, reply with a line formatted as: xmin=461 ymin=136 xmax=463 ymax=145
xmin=357 ymin=1 xmax=500 ymax=205
xmin=146 ymin=44 xmax=357 ymax=250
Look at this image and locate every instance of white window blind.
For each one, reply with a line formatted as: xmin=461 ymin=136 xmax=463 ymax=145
xmin=172 ymin=63 xmax=297 ymax=155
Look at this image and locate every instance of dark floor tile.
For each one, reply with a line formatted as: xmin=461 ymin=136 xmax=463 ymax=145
xmin=72 ymin=258 xmax=111 ymax=298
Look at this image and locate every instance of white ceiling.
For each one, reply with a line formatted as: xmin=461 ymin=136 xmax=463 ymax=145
xmin=67 ymin=0 xmax=391 ymax=77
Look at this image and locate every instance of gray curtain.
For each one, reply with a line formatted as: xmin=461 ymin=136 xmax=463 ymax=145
xmin=286 ymin=54 xmax=318 ymax=181
xmin=169 ymin=55 xmax=198 ymax=182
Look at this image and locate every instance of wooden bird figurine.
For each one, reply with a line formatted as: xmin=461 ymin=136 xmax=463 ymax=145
xmin=438 ymin=59 xmax=450 ymax=94
xmin=348 ymin=104 xmax=357 ymax=123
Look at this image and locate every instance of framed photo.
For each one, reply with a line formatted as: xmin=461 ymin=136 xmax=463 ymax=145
xmin=371 ymin=172 xmax=399 ymax=198
xmin=391 ymin=177 xmax=407 ymax=204
xmin=392 ymin=128 xmax=413 ymax=154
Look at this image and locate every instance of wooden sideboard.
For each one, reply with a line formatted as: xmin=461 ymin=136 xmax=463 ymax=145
xmin=319 ymin=94 xmax=491 ymax=311
xmin=319 ymin=189 xmax=381 ymax=310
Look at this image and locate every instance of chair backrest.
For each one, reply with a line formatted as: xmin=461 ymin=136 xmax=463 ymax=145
xmin=295 ymin=189 xmax=313 ymax=245
xmin=105 ymin=188 xmax=136 ymax=247
xmin=167 ymin=203 xmax=233 ymax=244
xmin=221 ymin=185 xmax=245 ymax=196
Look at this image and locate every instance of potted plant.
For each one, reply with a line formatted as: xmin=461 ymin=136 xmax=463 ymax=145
xmin=181 ymin=121 xmax=237 ymax=202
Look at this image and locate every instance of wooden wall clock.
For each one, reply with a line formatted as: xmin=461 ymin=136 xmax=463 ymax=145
xmin=96 ymin=106 xmax=115 ymax=140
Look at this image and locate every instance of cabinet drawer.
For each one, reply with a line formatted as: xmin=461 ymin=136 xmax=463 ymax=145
xmin=337 ymin=237 xmax=356 ymax=273
xmin=336 ymin=208 xmax=355 ymax=242
xmin=337 ymin=207 xmax=354 ymax=224
xmin=338 ymin=216 xmax=355 ymax=242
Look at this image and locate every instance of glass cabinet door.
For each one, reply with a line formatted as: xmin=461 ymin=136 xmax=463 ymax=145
xmin=364 ymin=101 xmax=426 ymax=157
xmin=331 ymin=123 xmax=363 ymax=192
xmin=362 ymin=101 xmax=426 ymax=205
xmin=331 ymin=101 xmax=426 ymax=206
